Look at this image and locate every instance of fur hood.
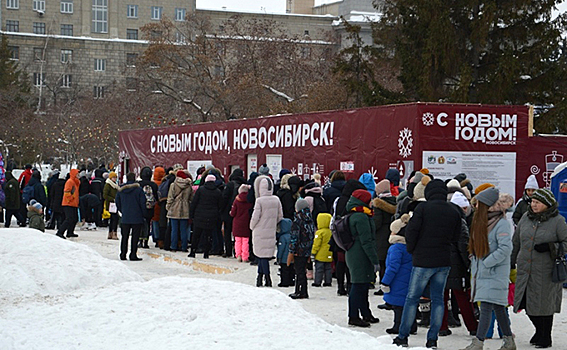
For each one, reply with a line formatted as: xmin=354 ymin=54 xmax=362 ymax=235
xmin=254 ymin=175 xmax=274 ymax=198
xmin=388 ymin=235 xmax=406 ymax=245
xmin=372 ymin=197 xmax=396 ymax=214
xmin=118 ymin=182 xmax=140 ymax=192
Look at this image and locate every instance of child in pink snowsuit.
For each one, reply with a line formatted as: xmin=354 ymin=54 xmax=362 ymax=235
xmin=230 ymin=185 xmax=253 ymax=262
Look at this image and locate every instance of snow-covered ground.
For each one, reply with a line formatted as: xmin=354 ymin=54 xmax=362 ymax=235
xmin=1 ymin=226 xmax=566 ymax=349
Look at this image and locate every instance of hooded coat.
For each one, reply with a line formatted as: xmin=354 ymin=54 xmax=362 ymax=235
xmin=3 ymin=171 xmax=20 ymax=210
xmin=190 ymin=180 xmax=222 ymax=229
xmin=230 ymin=192 xmax=253 ymax=237
xmin=250 ymin=176 xmax=283 ymax=258
xmin=512 ymin=208 xmax=567 ymax=315
xmin=151 ymin=167 xmax=165 ymax=222
xmin=138 ymin=166 xmax=159 ymax=218
xmin=49 ymin=178 xmax=66 ymax=214
xmin=115 ymin=182 xmax=146 ymax=225
xmin=221 ymin=169 xmax=246 ymax=221
xmin=27 ymin=173 xmax=47 ymax=207
xmin=323 ymin=179 xmax=346 ymax=213
xmin=335 ymin=179 xmax=366 ymax=217
xmin=301 ymin=181 xmax=328 ymax=224
xmin=62 ymin=169 xmax=80 ymax=208
xmin=166 ymin=176 xmax=193 ymax=219
xmin=372 ymin=196 xmax=397 ymax=261
xmin=89 ymin=169 xmax=105 ymax=202
xmin=290 ymin=208 xmax=315 ymax=258
xmin=445 ymin=208 xmax=472 ymax=290
xmin=312 ymin=213 xmax=333 ymax=262
xmin=27 ymin=205 xmax=45 ymax=232
xmin=276 ymin=218 xmax=293 ymax=264
xmin=345 ymin=196 xmax=379 ymax=283
xmin=276 ymin=174 xmax=301 ymax=219
xmin=358 ymin=173 xmax=376 ymax=198
xmin=382 ymin=234 xmax=413 ymax=307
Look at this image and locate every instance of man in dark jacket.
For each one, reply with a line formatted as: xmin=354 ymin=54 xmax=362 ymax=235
xmin=47 ymin=175 xmax=66 ymax=230
xmin=393 ymin=179 xmax=461 ymax=349
xmin=323 ymin=171 xmax=346 ymax=213
xmin=89 ymin=169 xmax=105 ymax=227
xmin=115 ymin=172 xmax=147 ymax=261
xmin=26 ymin=170 xmax=47 ymax=207
xmin=138 ymin=166 xmax=159 ymax=249
xmin=221 ymin=168 xmax=246 ymax=257
xmin=189 ymin=174 xmax=222 ymax=259
xmin=3 ymin=171 xmax=25 ymax=227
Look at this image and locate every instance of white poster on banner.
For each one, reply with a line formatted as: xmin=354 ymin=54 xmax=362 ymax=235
xmin=422 ymin=151 xmax=517 ymax=198
xmin=187 ymin=160 xmax=212 ymax=179
xmin=266 ymin=154 xmax=282 ymax=181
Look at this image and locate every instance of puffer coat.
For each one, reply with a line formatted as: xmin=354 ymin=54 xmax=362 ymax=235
xmin=250 ymin=176 xmax=283 ymax=258
xmin=190 ymin=180 xmax=222 ymax=229
xmin=166 ymin=177 xmax=193 ymax=219
xmin=372 ymin=196 xmax=397 ymax=261
xmin=512 ymin=211 xmax=567 ymax=315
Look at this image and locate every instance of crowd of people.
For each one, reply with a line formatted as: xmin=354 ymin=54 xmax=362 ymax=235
xmin=1 ymin=161 xmax=566 ymax=350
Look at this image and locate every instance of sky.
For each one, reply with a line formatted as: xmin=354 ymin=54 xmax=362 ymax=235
xmin=197 ymin=0 xmax=567 ymax=17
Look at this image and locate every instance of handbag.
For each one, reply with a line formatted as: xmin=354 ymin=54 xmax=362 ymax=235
xmin=102 ymin=201 xmax=111 ymax=219
xmin=109 ymin=202 xmax=118 ymax=214
xmin=551 ymin=243 xmax=567 ymax=283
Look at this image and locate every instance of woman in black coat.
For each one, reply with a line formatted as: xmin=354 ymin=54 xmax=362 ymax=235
xmin=48 ymin=176 xmax=67 ymax=229
xmin=189 ymin=175 xmax=222 ymax=259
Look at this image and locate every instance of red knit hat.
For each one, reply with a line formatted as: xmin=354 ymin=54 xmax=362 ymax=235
xmin=176 ymin=170 xmax=188 ymax=179
xmin=352 ymin=189 xmax=371 ymax=205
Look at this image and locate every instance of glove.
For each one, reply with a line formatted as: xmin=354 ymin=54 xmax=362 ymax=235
xmin=287 ymin=253 xmax=294 ymax=266
xmin=380 ymin=284 xmax=390 ymax=294
xmin=534 ymin=243 xmax=551 ymax=253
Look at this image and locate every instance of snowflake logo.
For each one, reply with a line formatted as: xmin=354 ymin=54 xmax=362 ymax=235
xmin=422 ymin=112 xmax=434 ymax=126
xmin=368 ymin=166 xmax=378 ymax=181
xmin=398 ymin=128 xmax=413 ymax=158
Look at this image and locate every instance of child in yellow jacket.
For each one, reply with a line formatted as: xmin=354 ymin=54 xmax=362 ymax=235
xmin=311 ymin=213 xmax=333 ymax=287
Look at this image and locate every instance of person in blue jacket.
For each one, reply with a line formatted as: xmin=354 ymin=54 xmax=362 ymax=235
xmin=115 ymin=172 xmax=147 ymax=261
xmin=276 ymin=218 xmax=293 ymax=287
xmin=380 ymin=213 xmax=416 ymax=335
xmin=358 ymin=173 xmax=376 ymax=198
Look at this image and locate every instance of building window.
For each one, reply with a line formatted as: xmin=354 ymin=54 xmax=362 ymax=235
xmin=6 ymin=20 xmax=19 ymax=32
xmin=92 ymin=0 xmax=108 ymax=33
xmin=6 ymin=0 xmax=19 ymax=9
xmin=94 ymin=58 xmax=106 ymax=71
xmin=126 ymin=77 xmax=137 ymax=90
xmin=33 ymin=47 xmax=44 ymax=61
xmin=304 ymin=30 xmax=310 ymax=36
xmin=33 ymin=22 xmax=46 ymax=34
xmin=126 ymin=53 xmax=138 ymax=66
xmin=33 ymin=0 xmax=45 ymax=11
xmin=175 ymin=31 xmax=186 ymax=43
xmin=175 ymin=8 xmax=186 ymax=21
xmin=61 ymin=74 xmax=72 ymax=88
xmin=33 ymin=73 xmax=46 ymax=86
xmin=151 ymin=6 xmax=162 ymax=20
xmin=127 ymin=4 xmax=137 ymax=18
xmin=93 ymin=86 xmax=104 ymax=98
xmin=8 ymin=46 xmax=19 ymax=60
xmin=60 ymin=1 xmax=73 ymax=13
xmin=61 ymin=24 xmax=73 ymax=36
xmin=126 ymin=29 xmax=138 ymax=40
xmin=61 ymin=49 xmax=73 ymax=63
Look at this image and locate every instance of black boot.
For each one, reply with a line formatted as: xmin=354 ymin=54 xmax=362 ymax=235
xmin=256 ymin=273 xmax=263 ymax=287
xmin=348 ymin=317 xmax=370 ymax=328
xmin=265 ymin=274 xmax=272 ymax=287
xmin=143 ymin=239 xmax=150 ymax=249
xmin=188 ymin=250 xmax=195 ymax=258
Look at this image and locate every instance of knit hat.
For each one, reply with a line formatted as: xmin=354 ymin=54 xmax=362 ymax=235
xmin=352 ymin=189 xmax=371 ymax=205
xmin=258 ymin=164 xmax=270 ymax=176
xmin=205 ymin=174 xmax=216 ymax=182
xmin=413 ymin=176 xmax=431 ymax=200
xmin=375 ymin=179 xmax=391 ymax=195
xmin=172 ymin=163 xmax=184 ymax=172
xmin=450 ymin=192 xmax=470 ymax=209
xmin=446 ymin=179 xmax=462 ymax=192
xmin=279 ymin=169 xmax=291 ymax=179
xmin=420 ymin=168 xmax=430 ymax=175
xmin=102 ymin=172 xmax=110 ymax=179
xmin=475 ymin=187 xmax=499 ymax=207
xmin=176 ymin=170 xmax=188 ymax=179
xmin=524 ymin=175 xmax=539 ymax=190
xmin=390 ymin=213 xmax=410 ymax=235
xmin=295 ymin=198 xmax=309 ymax=212
xmin=410 ymin=172 xmax=424 ymax=184
xmin=238 ymin=184 xmax=250 ymax=194
xmin=109 ymin=171 xmax=117 ymax=179
xmin=424 ymin=178 xmax=447 ymax=200
xmin=474 ymin=183 xmax=494 ymax=195
xmin=531 ymin=188 xmax=556 ymax=208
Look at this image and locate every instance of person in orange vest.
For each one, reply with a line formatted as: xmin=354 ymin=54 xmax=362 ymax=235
xmin=56 ymin=169 xmax=80 ymax=239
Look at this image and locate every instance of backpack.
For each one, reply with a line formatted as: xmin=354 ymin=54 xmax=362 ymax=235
xmin=143 ymin=184 xmax=156 ymax=209
xmin=331 ymin=212 xmax=355 ymax=251
xmin=22 ymin=184 xmax=35 ymax=205
xmin=157 ymin=177 xmax=172 ymax=201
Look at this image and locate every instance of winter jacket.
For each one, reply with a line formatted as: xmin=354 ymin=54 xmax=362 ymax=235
xmin=78 ymin=176 xmax=90 ymax=197
xmin=382 ymin=236 xmax=413 ymax=307
xmin=512 ymin=210 xmax=567 ymax=315
xmin=405 ymin=180 xmax=461 ymax=268
xmin=49 ymin=178 xmax=66 ymax=213
xmin=115 ymin=182 xmax=146 ymax=225
xmin=359 ymin=173 xmax=376 ymax=197
xmin=276 ymin=174 xmax=300 ymax=219
xmin=27 ymin=207 xmax=45 ymax=232
xmin=151 ymin=167 xmax=165 ymax=221
xmin=312 ymin=213 xmax=333 ymax=262
xmin=301 ymin=181 xmax=328 ymax=225
xmin=250 ymin=176 xmax=283 ymax=258
xmin=230 ymin=192 xmax=253 ymax=238
xmin=335 ymin=179 xmax=366 ymax=216
xmin=345 ymin=196 xmax=380 ymax=284
xmin=138 ymin=167 xmax=159 ymax=219
xmin=3 ymin=171 xmax=20 ymax=210
xmin=445 ymin=212 xmax=472 ymax=290
xmin=372 ymin=196 xmax=397 ymax=261
xmin=166 ymin=177 xmax=193 ymax=219
xmin=27 ymin=176 xmax=47 ymax=207
xmin=289 ymin=208 xmax=315 ymax=258
xmin=471 ymin=218 xmax=512 ymax=306
xmin=89 ymin=169 xmax=105 ymax=202
xmin=18 ymin=168 xmax=32 ymax=190
xmin=190 ymin=180 xmax=222 ymax=229
xmin=277 ymin=218 xmax=292 ymax=264
xmin=323 ymin=179 xmax=345 ymax=213
xmin=102 ymin=178 xmax=119 ymax=211
xmin=80 ymin=193 xmax=101 ymax=208
xmin=222 ymin=169 xmax=246 ymax=221
xmin=512 ymin=194 xmax=530 ymax=225
xmin=62 ymin=169 xmax=80 ymax=208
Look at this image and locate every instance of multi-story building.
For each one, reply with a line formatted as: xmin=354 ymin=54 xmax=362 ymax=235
xmin=1 ymin=0 xmax=380 ymax=105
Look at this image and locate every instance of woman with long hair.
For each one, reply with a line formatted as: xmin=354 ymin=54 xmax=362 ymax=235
xmin=461 ymin=187 xmax=516 ymax=350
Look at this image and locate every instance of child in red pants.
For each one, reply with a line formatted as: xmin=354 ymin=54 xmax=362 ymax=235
xmin=230 ymin=185 xmax=252 ymax=262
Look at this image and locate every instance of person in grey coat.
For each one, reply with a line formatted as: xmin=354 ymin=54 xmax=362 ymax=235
xmin=512 ymin=189 xmax=567 ymax=349
xmin=461 ymin=188 xmax=516 ymax=350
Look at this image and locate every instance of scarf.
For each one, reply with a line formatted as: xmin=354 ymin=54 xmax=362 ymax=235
xmin=350 ymin=206 xmax=374 ymax=217
xmin=527 ymin=203 xmax=559 ymax=222
xmin=487 ymin=210 xmax=505 ymax=233
xmin=105 ymin=177 xmax=119 ymax=190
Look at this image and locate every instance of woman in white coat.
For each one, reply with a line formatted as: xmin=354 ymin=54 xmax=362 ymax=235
xmin=250 ymin=175 xmax=283 ymax=287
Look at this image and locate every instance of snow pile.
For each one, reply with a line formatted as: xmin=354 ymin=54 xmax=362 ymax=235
xmin=0 ymin=276 xmax=424 ymax=350
xmin=0 ymin=229 xmax=143 ymax=297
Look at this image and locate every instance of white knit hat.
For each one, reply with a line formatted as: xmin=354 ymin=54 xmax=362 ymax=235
xmin=450 ymin=191 xmax=470 ymax=208
xmin=524 ymin=175 xmax=539 ymax=190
